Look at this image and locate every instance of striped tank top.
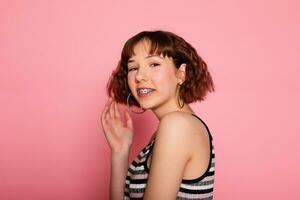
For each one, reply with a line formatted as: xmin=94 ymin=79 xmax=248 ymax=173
xmin=124 ymin=113 xmax=215 ymax=199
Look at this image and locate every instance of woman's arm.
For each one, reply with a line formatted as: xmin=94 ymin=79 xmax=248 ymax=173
xmin=143 ymin=112 xmax=199 ymax=199
xmin=110 ymin=151 xmax=130 ymax=200
xmin=100 ymin=97 xmax=134 ymax=200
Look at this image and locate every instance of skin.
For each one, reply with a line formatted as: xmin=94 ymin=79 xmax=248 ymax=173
xmin=127 ymin=39 xmax=192 ymax=120
xmin=101 ymin=39 xmax=210 ymax=199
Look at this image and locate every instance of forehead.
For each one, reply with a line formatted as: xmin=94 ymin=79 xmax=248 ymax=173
xmin=127 ymin=40 xmax=166 ymax=63
xmin=131 ymin=40 xmax=153 ymax=56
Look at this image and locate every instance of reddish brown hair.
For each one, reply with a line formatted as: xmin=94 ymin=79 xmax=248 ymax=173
xmin=106 ymin=30 xmax=215 ymax=107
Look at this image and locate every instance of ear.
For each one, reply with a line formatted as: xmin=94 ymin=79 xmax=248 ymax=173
xmin=176 ymin=63 xmax=187 ymax=84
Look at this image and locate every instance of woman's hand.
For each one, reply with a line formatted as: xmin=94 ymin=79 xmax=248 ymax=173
xmin=101 ymin=96 xmax=134 ymax=154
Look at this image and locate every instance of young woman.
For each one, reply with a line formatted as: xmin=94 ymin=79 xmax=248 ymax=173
xmin=101 ymin=30 xmax=215 ymax=199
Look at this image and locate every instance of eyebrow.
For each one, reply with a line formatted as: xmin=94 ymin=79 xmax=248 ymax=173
xmin=128 ymin=55 xmax=163 ymax=64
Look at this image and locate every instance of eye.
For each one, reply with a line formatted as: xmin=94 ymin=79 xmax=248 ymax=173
xmin=128 ymin=67 xmax=138 ymax=72
xmin=150 ymin=63 xmax=160 ymax=67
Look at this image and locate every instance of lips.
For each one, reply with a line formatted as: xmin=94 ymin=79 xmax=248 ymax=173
xmin=136 ymin=87 xmax=155 ymax=93
xmin=137 ymin=88 xmax=156 ymax=97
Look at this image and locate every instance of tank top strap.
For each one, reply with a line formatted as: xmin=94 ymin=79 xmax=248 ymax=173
xmin=190 ymin=113 xmax=213 ymax=141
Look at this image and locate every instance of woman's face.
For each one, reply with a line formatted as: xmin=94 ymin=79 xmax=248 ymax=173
xmin=127 ymin=40 xmax=185 ymax=111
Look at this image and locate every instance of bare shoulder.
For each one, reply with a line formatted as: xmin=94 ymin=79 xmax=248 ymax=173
xmin=157 ymin=111 xmax=208 ymax=146
xmin=159 ymin=111 xmax=207 ymax=134
xmin=159 ymin=111 xmax=195 ymax=126
xmin=157 ymin=111 xmax=210 ymax=150
xmin=158 ymin=111 xmax=192 ymax=134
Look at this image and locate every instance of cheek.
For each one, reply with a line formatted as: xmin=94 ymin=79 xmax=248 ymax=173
xmin=153 ymin=68 xmax=176 ymax=86
xmin=127 ymin=74 xmax=136 ymax=89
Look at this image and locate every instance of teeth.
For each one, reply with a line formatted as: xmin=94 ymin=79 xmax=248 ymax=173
xmin=139 ymin=89 xmax=154 ymax=94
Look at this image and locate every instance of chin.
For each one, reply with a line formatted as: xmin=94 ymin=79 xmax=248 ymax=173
xmin=137 ymin=101 xmax=154 ymax=109
xmin=140 ymin=100 xmax=163 ymax=110
xmin=137 ymin=103 xmax=150 ymax=109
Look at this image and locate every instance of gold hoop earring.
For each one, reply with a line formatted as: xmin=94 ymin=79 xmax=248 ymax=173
xmin=126 ymin=93 xmax=147 ymax=114
xmin=177 ymin=95 xmax=185 ymax=108
xmin=177 ymin=84 xmax=184 ymax=108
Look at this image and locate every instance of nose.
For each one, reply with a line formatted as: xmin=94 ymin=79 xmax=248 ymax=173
xmin=135 ymin=67 xmax=149 ymax=82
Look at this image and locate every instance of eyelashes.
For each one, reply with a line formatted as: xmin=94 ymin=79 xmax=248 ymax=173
xmin=150 ymin=63 xmax=160 ymax=68
xmin=128 ymin=63 xmax=160 ymax=72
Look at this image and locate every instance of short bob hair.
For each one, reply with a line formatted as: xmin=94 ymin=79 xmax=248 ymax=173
xmin=106 ymin=30 xmax=215 ymax=107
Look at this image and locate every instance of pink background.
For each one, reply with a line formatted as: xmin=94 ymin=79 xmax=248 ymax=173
xmin=1 ymin=0 xmax=299 ymax=199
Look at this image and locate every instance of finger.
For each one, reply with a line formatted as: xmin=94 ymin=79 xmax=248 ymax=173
xmin=104 ymin=97 xmax=111 ymax=109
xmin=105 ymin=97 xmax=110 ymax=106
xmin=111 ymin=92 xmax=115 ymax=99
xmin=106 ymin=97 xmax=113 ymax=119
xmin=101 ymin=112 xmax=111 ymax=139
xmin=105 ymin=106 xmax=110 ymax=122
xmin=102 ymin=107 xmax=119 ymax=141
xmin=100 ymin=101 xmax=107 ymax=122
xmin=101 ymin=102 xmax=109 ymax=122
xmin=100 ymin=108 xmax=105 ymax=125
xmin=114 ymin=100 xmax=121 ymax=119
xmin=102 ymin=98 xmax=111 ymax=120
xmin=102 ymin=98 xmax=110 ymax=120
xmin=124 ymin=109 xmax=133 ymax=129
xmin=101 ymin=117 xmax=118 ymax=146
xmin=109 ymin=99 xmax=115 ymax=118
xmin=101 ymin=104 xmax=111 ymax=130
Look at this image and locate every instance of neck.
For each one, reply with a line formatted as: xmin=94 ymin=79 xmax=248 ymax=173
xmin=151 ymin=101 xmax=195 ymax=121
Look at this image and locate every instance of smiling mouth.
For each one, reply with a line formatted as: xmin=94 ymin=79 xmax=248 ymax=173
xmin=137 ymin=89 xmax=156 ymax=98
